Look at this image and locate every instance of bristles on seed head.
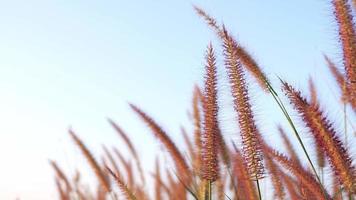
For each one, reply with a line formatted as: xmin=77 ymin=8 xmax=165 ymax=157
xmin=268 ymin=149 xmax=331 ymax=199
xmin=69 ymin=129 xmax=111 ymax=193
xmin=324 ymin=54 xmax=350 ymax=104
xmin=201 ymin=43 xmax=219 ymax=182
xmin=108 ymin=119 xmax=138 ymax=160
xmin=192 ymin=85 xmax=203 ymax=171
xmin=222 ymin=27 xmax=264 ymax=180
xmin=282 ymin=81 xmax=356 ymax=194
xmin=49 ymin=160 xmax=72 ymax=193
xmin=108 ymin=119 xmax=146 ymax=186
xmin=130 ymin=104 xmax=191 ymax=180
xmin=308 ymin=78 xmax=326 ymax=168
xmin=195 ymin=7 xmax=269 ymax=92
xmin=277 ymin=125 xmax=301 ymax=167
xmin=106 ymin=167 xmax=137 ymax=200
xmin=308 ymin=77 xmax=318 ymax=106
xmin=232 ymin=149 xmax=258 ymax=200
xmin=332 ymin=0 xmax=356 ymax=109
xmin=264 ymin=154 xmax=285 ymax=200
xmin=193 ymin=6 xmax=221 ymax=36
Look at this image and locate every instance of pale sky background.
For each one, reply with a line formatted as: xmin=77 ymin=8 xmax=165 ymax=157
xmin=0 ymin=0 xmax=355 ymax=199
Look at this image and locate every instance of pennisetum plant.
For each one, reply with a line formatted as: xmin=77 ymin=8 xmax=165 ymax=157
xmin=50 ymin=1 xmax=356 ymax=199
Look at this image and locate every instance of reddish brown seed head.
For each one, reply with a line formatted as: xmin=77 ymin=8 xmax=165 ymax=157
xmin=282 ymin=81 xmax=356 ymax=194
xmin=201 ymin=43 xmax=219 ymax=182
xmin=222 ymin=27 xmax=264 ymax=180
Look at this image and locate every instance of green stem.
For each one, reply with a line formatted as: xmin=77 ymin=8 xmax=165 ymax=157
xmin=256 ymin=179 xmax=262 ymax=200
xmin=205 ymin=180 xmax=212 ymax=200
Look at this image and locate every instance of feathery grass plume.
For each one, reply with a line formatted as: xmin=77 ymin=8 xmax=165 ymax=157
xmin=55 ymin=178 xmax=69 ymax=200
xmin=72 ymin=171 xmax=88 ymax=200
xmin=49 ymin=160 xmax=72 ymax=193
xmin=280 ymin=172 xmax=301 ymax=200
xmin=181 ymin=126 xmax=195 ymax=163
xmin=97 ymin=185 xmax=107 ymax=200
xmin=332 ymin=0 xmax=356 ymax=109
xmin=324 ymin=54 xmax=349 ymax=103
xmin=264 ymin=154 xmax=285 ymax=200
xmin=102 ymin=145 xmax=121 ymax=175
xmin=308 ymin=78 xmax=326 ymax=169
xmin=268 ymin=149 xmax=331 ymax=199
xmin=282 ymin=81 xmax=356 ymax=194
xmin=108 ymin=119 xmax=138 ymax=160
xmin=216 ymin=125 xmax=231 ymax=168
xmin=194 ymin=6 xmax=269 ymax=92
xmin=150 ymin=172 xmax=172 ymax=198
xmin=112 ymin=147 xmax=134 ymax=188
xmin=277 ymin=125 xmax=301 ymax=166
xmin=221 ymin=27 xmax=264 ymax=180
xmin=308 ymin=77 xmax=317 ymax=106
xmin=233 ymin=148 xmax=258 ymax=200
xmin=201 ymin=43 xmax=219 ymax=182
xmin=154 ymin=158 xmax=162 ymax=200
xmin=106 ymin=167 xmax=137 ymax=200
xmin=108 ymin=119 xmax=146 ymax=186
xmin=130 ymin=104 xmax=191 ymax=181
xmin=69 ymin=129 xmax=111 ymax=193
xmin=165 ymin=168 xmax=179 ymax=199
xmin=192 ymin=85 xmax=203 ymax=171
xmin=216 ymin=173 xmax=226 ymax=200
xmin=193 ymin=6 xmax=221 ymax=36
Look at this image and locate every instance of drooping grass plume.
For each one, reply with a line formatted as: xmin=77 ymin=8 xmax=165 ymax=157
xmin=112 ymin=147 xmax=134 ymax=189
xmin=221 ymin=27 xmax=264 ymax=181
xmin=216 ymin=125 xmax=231 ymax=168
xmin=108 ymin=119 xmax=138 ymax=159
xmin=308 ymin=78 xmax=326 ymax=170
xmin=232 ymin=148 xmax=258 ymax=200
xmin=154 ymin=158 xmax=163 ymax=200
xmin=332 ymin=0 xmax=356 ymax=109
xmin=282 ymin=81 xmax=356 ymax=194
xmin=106 ymin=167 xmax=137 ymax=200
xmin=130 ymin=104 xmax=191 ymax=181
xmin=201 ymin=43 xmax=219 ymax=182
xmin=268 ymin=149 xmax=331 ymax=200
xmin=55 ymin=178 xmax=69 ymax=200
xmin=277 ymin=125 xmax=301 ymax=167
xmin=324 ymin=54 xmax=349 ymax=103
xmin=108 ymin=119 xmax=146 ymax=186
xmin=264 ymin=154 xmax=285 ymax=200
xmin=181 ymin=126 xmax=195 ymax=164
xmin=69 ymin=129 xmax=111 ymax=193
xmin=102 ymin=145 xmax=122 ymax=178
xmin=308 ymin=77 xmax=318 ymax=106
xmin=49 ymin=160 xmax=72 ymax=193
xmin=279 ymin=172 xmax=301 ymax=200
xmin=194 ymin=6 xmax=269 ymax=92
xmin=192 ymin=85 xmax=203 ymax=171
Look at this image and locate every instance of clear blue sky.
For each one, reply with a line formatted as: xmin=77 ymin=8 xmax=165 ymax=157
xmin=0 ymin=0 xmax=354 ymax=199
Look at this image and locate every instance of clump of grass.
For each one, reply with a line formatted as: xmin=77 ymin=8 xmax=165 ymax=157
xmin=50 ymin=1 xmax=356 ymax=200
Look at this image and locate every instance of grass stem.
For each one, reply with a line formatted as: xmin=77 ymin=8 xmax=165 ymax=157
xmin=205 ymin=180 xmax=212 ymax=200
xmin=256 ymin=179 xmax=262 ymax=200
